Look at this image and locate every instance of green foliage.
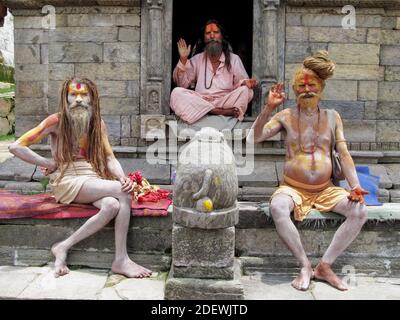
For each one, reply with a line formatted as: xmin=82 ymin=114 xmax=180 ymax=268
xmin=0 ymin=133 xmax=14 ymax=141
xmin=40 ymin=177 xmax=50 ymax=192
xmin=0 ymin=83 xmax=15 ymax=94
xmin=0 ymin=64 xmax=14 ymax=83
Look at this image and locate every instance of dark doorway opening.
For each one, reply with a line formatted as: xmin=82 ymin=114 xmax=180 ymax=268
xmin=171 ymin=0 xmax=254 ymax=115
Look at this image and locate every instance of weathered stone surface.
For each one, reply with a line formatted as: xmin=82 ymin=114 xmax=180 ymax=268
xmin=127 ymin=80 xmax=140 ymax=97
xmin=15 ymin=64 xmax=48 ymax=81
xmin=305 ymin=14 xmax=382 ymax=28
xmin=172 ymin=224 xmax=235 ymax=268
xmin=286 ymin=26 xmax=308 ymax=42
xmin=0 ymin=157 xmax=37 ymax=181
xmin=67 ymin=14 xmax=140 ymax=27
xmin=328 ymin=44 xmax=380 ymax=65
xmin=95 ymin=80 xmax=127 ymax=97
xmin=386 ymin=164 xmax=400 ymax=189
xmin=113 ymin=277 xmax=165 ymax=300
xmin=242 ymin=274 xmax=314 ymax=300
xmin=0 ymin=118 xmax=11 ymax=135
xmin=13 ymin=16 xmax=43 ymax=29
xmin=18 ymin=268 xmax=108 ymax=300
xmin=16 ymin=81 xmax=46 ymax=98
xmin=377 ymin=121 xmax=400 ymax=142
xmin=342 ymin=120 xmax=376 ymax=142
xmin=367 ymin=164 xmax=393 ymax=189
xmin=238 ymin=161 xmax=277 ymax=187
xmin=381 ymin=30 xmax=400 ymax=45
xmin=173 ymin=206 xmax=238 ymax=229
xmin=165 ymin=264 xmax=244 ymax=300
xmin=49 ymin=43 xmax=103 ymax=63
xmin=378 ymin=82 xmax=400 ymax=101
xmin=173 ymin=265 xmax=235 ymax=280
xmin=286 ymin=13 xmax=302 ymax=26
xmin=366 ymin=28 xmax=381 ymax=44
xmin=5 ymin=181 xmax=45 ymax=193
xmin=285 ymin=42 xmax=328 ymax=63
xmin=100 ymin=97 xmax=139 ymax=115
xmin=104 ymin=42 xmax=140 ymax=63
xmin=385 ymin=66 xmax=400 ymax=81
xmin=318 ymin=101 xmax=365 ymax=119
xmin=49 ymin=27 xmax=118 ymax=42
xmin=0 ymin=99 xmax=12 ymax=116
xmin=322 ymin=80 xmax=358 ymax=101
xmin=381 ymin=45 xmax=400 ymax=65
xmin=390 ymin=189 xmax=400 ymax=202
xmin=0 ymin=267 xmax=39 ymax=298
xmin=48 ymin=63 xmax=74 ymax=80
xmin=14 ymin=97 xmax=48 ymax=116
xmin=118 ymin=26 xmax=140 ymax=42
xmin=358 ymin=81 xmax=378 ymax=101
xmin=309 ymin=27 xmax=366 ymax=43
xmin=101 ymin=115 xmax=120 ymax=138
xmin=14 ymin=29 xmax=44 ymax=44
xmin=14 ymin=44 xmax=40 ymax=64
xmin=75 ymin=63 xmax=140 ymax=80
xmin=130 ymin=115 xmax=140 ymax=138
xmin=376 ymin=101 xmax=400 ymax=120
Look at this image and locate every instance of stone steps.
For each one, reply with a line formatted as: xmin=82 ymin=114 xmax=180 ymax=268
xmin=1 ymin=202 xmax=399 ymax=275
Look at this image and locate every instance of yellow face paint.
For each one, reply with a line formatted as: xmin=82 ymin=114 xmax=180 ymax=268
xmin=68 ymin=82 xmax=89 ymax=95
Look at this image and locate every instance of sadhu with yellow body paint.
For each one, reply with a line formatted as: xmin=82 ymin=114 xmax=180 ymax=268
xmin=247 ymin=51 xmax=368 ymax=291
xmin=9 ymin=78 xmax=152 ymax=279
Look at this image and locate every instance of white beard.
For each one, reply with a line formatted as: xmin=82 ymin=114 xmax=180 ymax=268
xmin=67 ymin=105 xmax=92 ymax=144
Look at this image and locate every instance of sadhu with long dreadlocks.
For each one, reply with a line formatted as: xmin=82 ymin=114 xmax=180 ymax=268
xmin=247 ymin=51 xmax=368 ymax=291
xmin=9 ymin=78 xmax=152 ymax=279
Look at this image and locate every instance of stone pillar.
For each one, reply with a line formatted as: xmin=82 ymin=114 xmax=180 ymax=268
xmin=252 ymin=0 xmax=284 ymax=117
xmin=140 ymin=0 xmax=171 ymax=140
xmin=165 ymin=128 xmax=243 ymax=300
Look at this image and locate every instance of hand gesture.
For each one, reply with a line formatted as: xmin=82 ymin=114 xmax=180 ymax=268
xmin=120 ymin=176 xmax=136 ymax=193
xmin=266 ymin=82 xmax=286 ymax=111
xmin=177 ymin=38 xmax=191 ymax=64
xmin=244 ymin=78 xmax=258 ymax=89
xmin=347 ymin=186 xmax=369 ymax=204
xmin=40 ymin=159 xmax=58 ymax=176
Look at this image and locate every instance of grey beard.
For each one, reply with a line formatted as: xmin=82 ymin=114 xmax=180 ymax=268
xmin=67 ymin=105 xmax=92 ymax=144
xmin=205 ymin=41 xmax=223 ymax=60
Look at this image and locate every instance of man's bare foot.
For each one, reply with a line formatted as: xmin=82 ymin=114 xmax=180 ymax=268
xmin=291 ymin=266 xmax=314 ymax=291
xmin=51 ymin=242 xmax=70 ymax=278
xmin=111 ymin=258 xmax=152 ymax=278
xmin=314 ymin=261 xmax=349 ymax=291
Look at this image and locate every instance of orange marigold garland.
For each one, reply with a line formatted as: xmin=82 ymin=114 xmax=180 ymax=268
xmin=128 ymin=171 xmax=171 ymax=203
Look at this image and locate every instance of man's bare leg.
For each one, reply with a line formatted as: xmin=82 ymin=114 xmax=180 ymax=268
xmin=52 ymin=179 xmax=152 ymax=278
xmin=270 ymin=194 xmax=313 ymax=290
xmin=314 ymin=198 xmax=367 ymax=290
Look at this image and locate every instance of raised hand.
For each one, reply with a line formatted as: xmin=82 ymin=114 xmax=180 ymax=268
xmin=266 ymin=82 xmax=286 ymax=110
xmin=244 ymin=78 xmax=259 ymax=89
xmin=177 ymin=38 xmax=191 ymax=64
xmin=348 ymin=186 xmax=369 ymax=204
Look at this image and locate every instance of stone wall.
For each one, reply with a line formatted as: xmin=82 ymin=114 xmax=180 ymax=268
xmin=6 ymin=0 xmax=400 ymax=151
xmin=12 ymin=6 xmax=141 ymax=145
xmin=0 ymin=97 xmax=15 ymax=135
xmin=284 ymin=5 xmax=400 ymax=150
xmin=0 ymin=9 xmax=14 ymax=66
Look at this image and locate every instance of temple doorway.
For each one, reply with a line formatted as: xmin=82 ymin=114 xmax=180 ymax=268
xmin=171 ymin=0 xmax=254 ymax=113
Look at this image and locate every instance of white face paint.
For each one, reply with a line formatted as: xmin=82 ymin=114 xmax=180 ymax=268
xmin=67 ymin=82 xmax=92 ymax=111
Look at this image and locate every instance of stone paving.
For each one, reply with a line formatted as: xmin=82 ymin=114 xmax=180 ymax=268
xmin=0 ymin=265 xmax=399 ymax=300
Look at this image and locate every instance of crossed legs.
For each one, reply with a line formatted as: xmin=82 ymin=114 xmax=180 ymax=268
xmin=51 ymin=178 xmax=152 ymax=278
xmin=270 ymin=193 xmax=367 ymax=291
